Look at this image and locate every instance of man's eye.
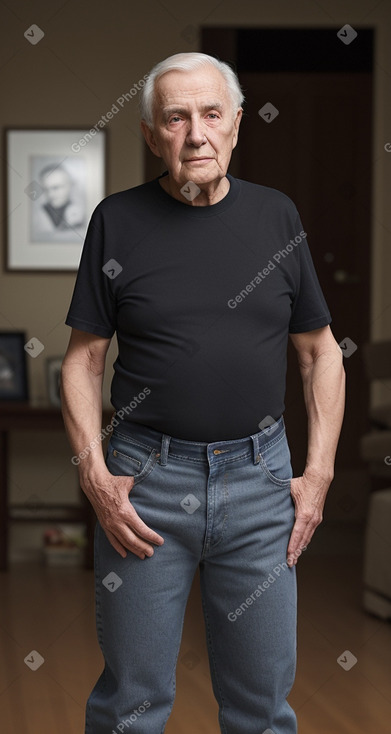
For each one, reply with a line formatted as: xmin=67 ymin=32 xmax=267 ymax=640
xmin=169 ymin=116 xmax=182 ymax=123
xmin=207 ymin=113 xmax=219 ymax=119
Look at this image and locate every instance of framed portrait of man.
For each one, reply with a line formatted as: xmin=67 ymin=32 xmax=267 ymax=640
xmin=5 ymin=128 xmax=106 ymax=271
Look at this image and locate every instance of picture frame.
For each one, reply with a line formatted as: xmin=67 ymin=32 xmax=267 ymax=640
xmin=4 ymin=128 xmax=106 ymax=272
xmin=0 ymin=331 xmax=29 ymax=401
xmin=46 ymin=356 xmax=63 ymax=407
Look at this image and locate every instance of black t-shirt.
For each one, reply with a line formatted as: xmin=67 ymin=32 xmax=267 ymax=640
xmin=65 ymin=173 xmax=331 ymax=441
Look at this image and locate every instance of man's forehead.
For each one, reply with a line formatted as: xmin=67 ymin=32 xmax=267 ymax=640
xmin=155 ymin=67 xmax=229 ymax=106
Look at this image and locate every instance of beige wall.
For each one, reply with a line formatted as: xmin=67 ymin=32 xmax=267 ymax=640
xmin=1 ymin=0 xmax=390 ymax=557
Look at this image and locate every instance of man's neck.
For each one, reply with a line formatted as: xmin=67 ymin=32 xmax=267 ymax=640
xmin=159 ymin=174 xmax=230 ymax=207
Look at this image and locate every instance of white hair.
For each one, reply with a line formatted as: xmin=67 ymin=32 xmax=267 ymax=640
xmin=139 ymin=52 xmax=245 ymax=128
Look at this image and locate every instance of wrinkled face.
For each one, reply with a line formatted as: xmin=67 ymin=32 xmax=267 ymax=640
xmin=41 ymin=170 xmax=72 ymax=208
xmin=143 ymin=65 xmax=242 ymax=188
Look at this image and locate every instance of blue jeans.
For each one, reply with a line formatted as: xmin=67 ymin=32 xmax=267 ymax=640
xmin=86 ymin=415 xmax=297 ymax=734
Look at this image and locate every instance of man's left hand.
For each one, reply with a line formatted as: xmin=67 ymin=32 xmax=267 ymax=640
xmin=287 ymin=468 xmax=332 ymax=566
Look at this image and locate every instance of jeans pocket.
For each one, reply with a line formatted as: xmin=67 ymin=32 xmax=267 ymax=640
xmin=258 ymin=431 xmax=293 ymax=487
xmin=106 ymin=434 xmax=159 ymax=487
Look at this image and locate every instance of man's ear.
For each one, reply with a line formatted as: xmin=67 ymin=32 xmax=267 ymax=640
xmin=232 ymin=108 xmax=243 ymax=150
xmin=140 ymin=120 xmax=162 ymax=158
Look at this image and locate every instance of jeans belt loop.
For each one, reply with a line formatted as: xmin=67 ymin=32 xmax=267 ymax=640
xmin=160 ymin=434 xmax=171 ymax=466
xmin=251 ymin=434 xmax=260 ymax=465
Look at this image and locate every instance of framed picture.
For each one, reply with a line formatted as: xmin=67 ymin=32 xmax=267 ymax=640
xmin=4 ymin=128 xmax=106 ymax=271
xmin=0 ymin=331 xmax=29 ymax=401
xmin=46 ymin=357 xmax=63 ymax=407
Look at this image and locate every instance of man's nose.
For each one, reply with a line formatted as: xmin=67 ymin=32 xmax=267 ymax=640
xmin=186 ymin=118 xmax=206 ymax=146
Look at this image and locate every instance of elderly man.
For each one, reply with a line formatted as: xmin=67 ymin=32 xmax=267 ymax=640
xmin=61 ymin=52 xmax=345 ymax=734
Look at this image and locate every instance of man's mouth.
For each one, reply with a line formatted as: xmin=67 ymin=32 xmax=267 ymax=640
xmin=185 ymin=157 xmax=213 ymax=162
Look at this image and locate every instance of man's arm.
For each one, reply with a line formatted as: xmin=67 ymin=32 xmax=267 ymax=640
xmin=287 ymin=325 xmax=345 ymax=565
xmin=60 ymin=328 xmax=164 ymax=559
xmin=60 ymin=328 xmax=111 ymax=475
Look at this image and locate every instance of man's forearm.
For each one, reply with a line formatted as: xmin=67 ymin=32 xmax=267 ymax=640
xmin=301 ymin=343 xmax=345 ymax=482
xmin=60 ymin=360 xmax=107 ymax=476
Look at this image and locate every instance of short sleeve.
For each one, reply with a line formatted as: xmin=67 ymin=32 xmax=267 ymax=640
xmin=65 ymin=203 xmax=116 ymax=338
xmin=289 ymin=214 xmax=332 ymax=333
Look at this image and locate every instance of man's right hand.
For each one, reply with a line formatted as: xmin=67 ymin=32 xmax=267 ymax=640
xmin=80 ymin=467 xmax=165 ymax=559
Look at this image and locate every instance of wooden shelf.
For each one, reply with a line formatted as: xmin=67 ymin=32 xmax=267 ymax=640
xmin=0 ymin=402 xmax=113 ymax=570
xmin=9 ymin=504 xmax=86 ymax=522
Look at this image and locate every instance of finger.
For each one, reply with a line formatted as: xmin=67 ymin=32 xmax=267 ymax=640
xmin=112 ymin=518 xmax=164 ymax=559
xmin=110 ymin=526 xmax=153 ymax=560
xmin=287 ymin=520 xmax=309 ymax=565
xmin=103 ymin=515 xmax=155 ymax=560
xmin=287 ymin=523 xmax=315 ymax=565
xmin=105 ymin=520 xmax=151 ymax=559
xmin=100 ymin=505 xmax=164 ymax=559
xmin=112 ymin=478 xmax=165 ymax=546
xmin=125 ymin=505 xmax=165 ymax=546
xmin=124 ymin=529 xmax=157 ymax=557
xmin=105 ymin=529 xmax=128 ymax=559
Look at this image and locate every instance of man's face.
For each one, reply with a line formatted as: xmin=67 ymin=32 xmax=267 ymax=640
xmin=41 ymin=170 xmax=72 ymax=208
xmin=142 ymin=65 xmax=242 ymax=189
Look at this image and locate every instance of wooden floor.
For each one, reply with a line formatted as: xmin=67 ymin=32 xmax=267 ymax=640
xmin=1 ymin=534 xmax=391 ymax=733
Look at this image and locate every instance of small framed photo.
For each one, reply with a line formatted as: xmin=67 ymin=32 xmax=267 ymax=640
xmin=0 ymin=331 xmax=29 ymax=401
xmin=5 ymin=128 xmax=106 ymax=271
xmin=46 ymin=357 xmax=63 ymax=407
